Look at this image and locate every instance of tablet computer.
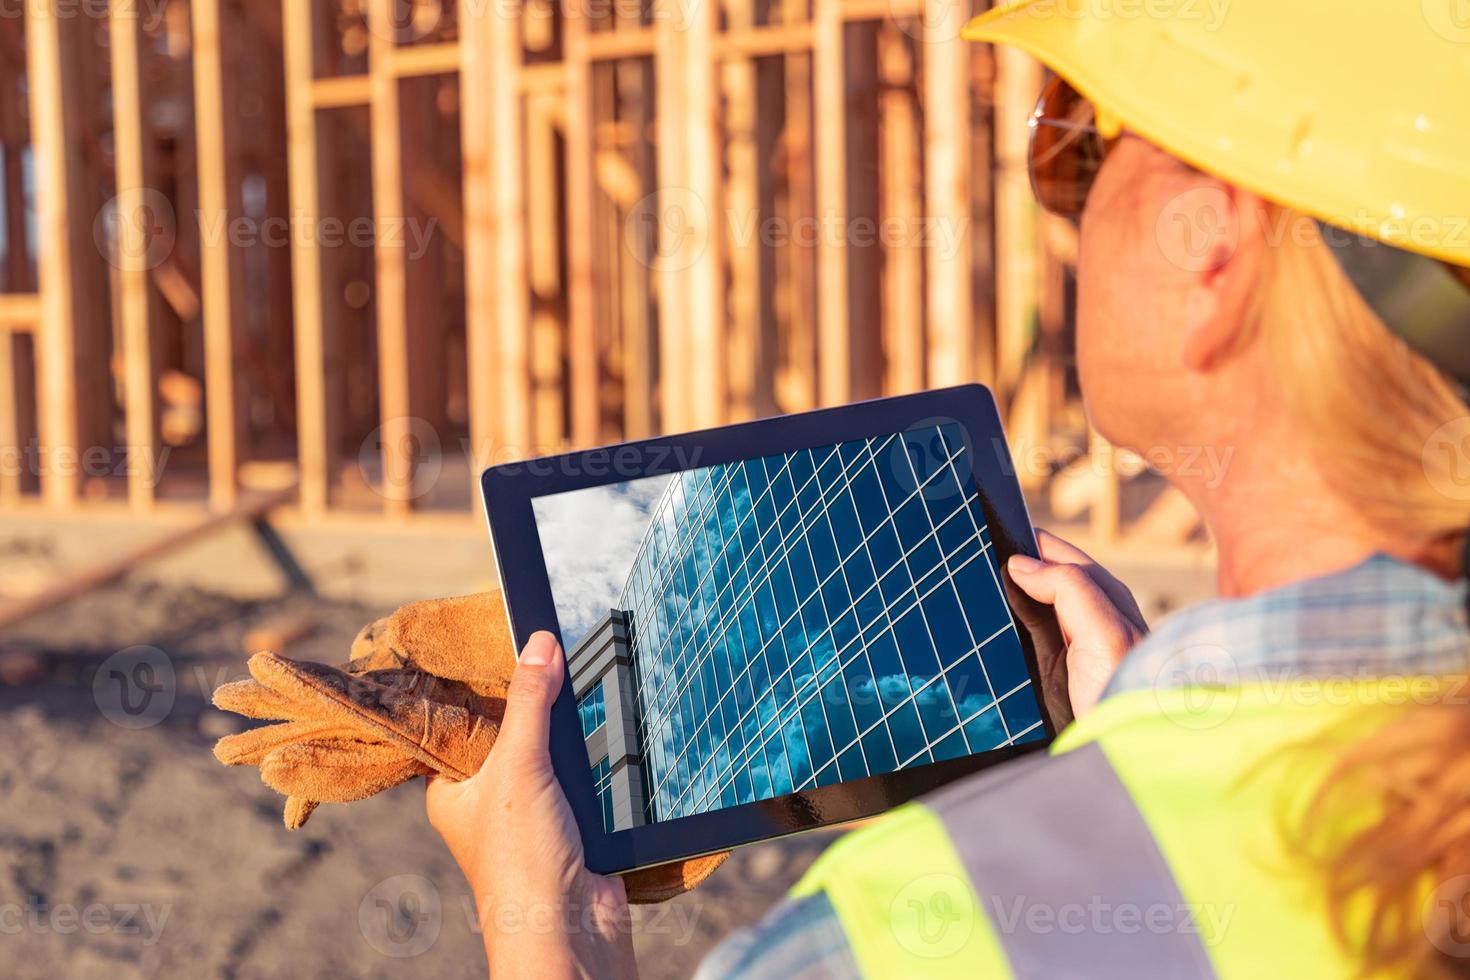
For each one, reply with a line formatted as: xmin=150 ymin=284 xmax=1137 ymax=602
xmin=480 ymin=384 xmax=1064 ymax=876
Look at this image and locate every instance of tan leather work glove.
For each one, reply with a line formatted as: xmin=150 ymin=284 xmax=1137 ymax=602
xmin=212 ymin=592 xmax=727 ymax=904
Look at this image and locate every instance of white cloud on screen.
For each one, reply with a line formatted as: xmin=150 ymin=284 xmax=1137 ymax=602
xmin=531 ymin=473 xmax=674 ymax=650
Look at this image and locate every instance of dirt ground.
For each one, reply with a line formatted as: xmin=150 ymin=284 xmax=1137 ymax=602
xmin=0 ymin=580 xmax=837 ymax=979
xmin=0 ymin=533 xmax=1214 ymax=979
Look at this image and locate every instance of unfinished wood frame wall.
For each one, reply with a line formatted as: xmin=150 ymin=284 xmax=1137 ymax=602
xmin=0 ymin=0 xmax=1187 ymax=548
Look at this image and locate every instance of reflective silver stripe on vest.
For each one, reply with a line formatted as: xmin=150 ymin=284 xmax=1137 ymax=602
xmin=926 ymin=742 xmax=1217 ymax=979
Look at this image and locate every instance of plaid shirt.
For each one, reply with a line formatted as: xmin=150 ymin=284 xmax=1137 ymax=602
xmin=695 ymin=554 xmax=1470 ymax=979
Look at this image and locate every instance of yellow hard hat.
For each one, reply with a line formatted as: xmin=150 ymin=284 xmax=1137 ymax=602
xmin=962 ymin=0 xmax=1470 ymax=382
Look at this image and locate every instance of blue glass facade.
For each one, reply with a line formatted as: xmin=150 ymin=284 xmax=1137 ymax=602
xmin=603 ymin=422 xmax=1044 ymax=825
xmin=578 ymin=683 xmax=606 ymax=738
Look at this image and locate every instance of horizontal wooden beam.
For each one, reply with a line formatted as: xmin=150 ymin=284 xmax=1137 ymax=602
xmin=586 ymin=29 xmax=656 ymax=61
xmin=843 ymin=0 xmax=922 ymax=19
xmin=0 ymin=293 xmax=41 ymax=330
xmin=520 ymin=62 xmax=565 ymax=95
xmin=384 ymin=41 xmax=461 ymax=78
xmin=719 ymin=23 xmax=815 ymax=57
xmin=310 ymin=75 xmax=372 ymax=108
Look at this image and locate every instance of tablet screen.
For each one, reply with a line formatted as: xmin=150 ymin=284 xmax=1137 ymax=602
xmin=529 ymin=422 xmax=1046 ymax=832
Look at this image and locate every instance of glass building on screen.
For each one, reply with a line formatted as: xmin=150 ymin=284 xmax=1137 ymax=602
xmin=568 ymin=423 xmax=1044 ymax=831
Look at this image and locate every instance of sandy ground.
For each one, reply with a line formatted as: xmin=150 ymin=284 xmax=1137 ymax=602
xmin=0 ymin=535 xmax=1214 ymax=979
xmin=0 ymin=580 xmax=837 ymax=979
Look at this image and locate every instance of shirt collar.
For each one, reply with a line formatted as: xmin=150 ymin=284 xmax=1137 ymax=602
xmin=1103 ymin=553 xmax=1469 ymax=700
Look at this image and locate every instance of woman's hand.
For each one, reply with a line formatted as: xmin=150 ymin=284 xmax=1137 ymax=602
xmin=426 ymin=632 xmax=637 ymax=979
xmin=1007 ymin=530 xmax=1148 ymax=717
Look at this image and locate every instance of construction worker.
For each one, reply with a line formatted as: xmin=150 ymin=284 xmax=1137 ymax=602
xmin=426 ymin=1 xmax=1470 ymax=975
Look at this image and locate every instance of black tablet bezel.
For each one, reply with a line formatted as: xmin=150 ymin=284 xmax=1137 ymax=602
xmin=480 ymin=384 xmax=1060 ymax=875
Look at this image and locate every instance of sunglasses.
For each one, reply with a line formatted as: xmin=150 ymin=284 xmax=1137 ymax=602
xmin=1028 ymin=76 xmax=1115 ymax=220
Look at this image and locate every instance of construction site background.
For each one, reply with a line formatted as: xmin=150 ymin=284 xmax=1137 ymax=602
xmin=0 ymin=0 xmax=1215 ymax=975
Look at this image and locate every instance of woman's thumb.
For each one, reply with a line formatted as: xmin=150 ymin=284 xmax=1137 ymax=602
xmin=496 ymin=631 xmax=565 ymax=761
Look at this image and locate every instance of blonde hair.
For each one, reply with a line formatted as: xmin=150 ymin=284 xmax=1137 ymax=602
xmin=1250 ymin=207 xmax=1470 ymax=552
xmin=1255 ymin=208 xmax=1470 ymax=974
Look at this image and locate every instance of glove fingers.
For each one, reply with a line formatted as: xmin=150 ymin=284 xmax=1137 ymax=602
xmin=623 ymin=852 xmax=729 ymax=905
xmin=247 ymin=652 xmax=499 ymax=780
xmin=260 ymin=739 xmax=429 ymax=803
xmin=213 ymin=677 xmax=316 ymax=722
xmin=346 ymin=615 xmax=407 ymax=673
xmin=213 ymin=720 xmax=363 ymax=767
xmin=283 ymin=796 xmax=319 ymax=829
xmin=383 ymin=591 xmax=517 ymax=694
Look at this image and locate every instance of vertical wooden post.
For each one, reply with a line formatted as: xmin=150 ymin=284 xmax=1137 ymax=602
xmin=654 ymin=0 xmax=690 ymax=432
xmin=994 ymin=46 xmax=1041 ymax=406
xmin=284 ymin=0 xmax=335 ymax=514
xmin=615 ymin=19 xmax=656 ymax=439
xmin=24 ymin=0 xmax=91 ymax=509
xmin=723 ymin=0 xmax=760 ymax=422
xmin=110 ymin=0 xmax=158 ymax=512
xmin=878 ymin=23 xmax=922 ymax=395
xmin=193 ymin=0 xmax=246 ymax=510
xmin=812 ymin=0 xmax=848 ymax=407
xmin=473 ymin=0 xmax=532 ymax=461
xmin=562 ymin=5 xmax=599 ymax=447
xmin=684 ymin=0 xmax=725 ymax=429
xmin=922 ymin=0 xmax=973 ymax=389
xmin=776 ymin=12 xmax=816 ymax=415
xmin=368 ymin=0 xmax=413 ymax=514
xmin=525 ymin=93 xmax=564 ymax=448
xmin=0 ymin=326 xmax=18 ymax=505
xmin=460 ymin=0 xmax=494 ymax=472
xmin=1090 ymin=429 xmax=1120 ymax=542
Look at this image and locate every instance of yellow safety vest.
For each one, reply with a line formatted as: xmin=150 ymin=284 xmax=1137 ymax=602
xmin=792 ymin=678 xmax=1433 ymax=977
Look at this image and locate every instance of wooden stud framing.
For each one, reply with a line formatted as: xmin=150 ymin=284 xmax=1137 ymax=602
xmin=368 ymin=0 xmax=414 ymax=515
xmin=685 ymin=0 xmax=725 ymax=428
xmin=284 ymin=0 xmax=335 ymax=515
xmin=562 ymin=7 xmax=599 ymax=447
xmin=23 ymin=0 xmax=81 ymax=508
xmin=194 ymin=0 xmax=249 ymax=512
xmin=994 ymin=46 xmax=1042 ymax=406
xmin=813 ymin=0 xmax=849 ymax=407
xmin=722 ymin=0 xmax=761 ymax=423
xmin=878 ymin=22 xmax=922 ymax=395
xmin=110 ymin=0 xmax=159 ymax=512
xmin=922 ymin=0 xmax=973 ymax=389
xmin=653 ymin=1 xmax=690 ymax=432
xmin=0 ymin=326 xmax=20 ymax=505
xmin=486 ymin=0 xmax=532 ymax=455
xmin=0 ymin=0 xmax=1173 ymax=559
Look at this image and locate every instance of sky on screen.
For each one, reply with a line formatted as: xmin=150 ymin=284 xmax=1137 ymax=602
xmin=531 ymin=473 xmax=673 ymax=650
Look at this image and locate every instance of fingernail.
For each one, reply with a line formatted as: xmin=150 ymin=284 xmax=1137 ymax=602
xmin=521 ymin=632 xmax=558 ymax=666
xmin=1009 ymin=554 xmax=1043 ymax=574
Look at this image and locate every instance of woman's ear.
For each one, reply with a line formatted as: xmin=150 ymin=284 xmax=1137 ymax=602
xmin=1177 ymin=183 xmax=1270 ymax=373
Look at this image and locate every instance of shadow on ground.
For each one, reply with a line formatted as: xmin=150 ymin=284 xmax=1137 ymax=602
xmin=0 ymin=580 xmax=828 ymax=979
